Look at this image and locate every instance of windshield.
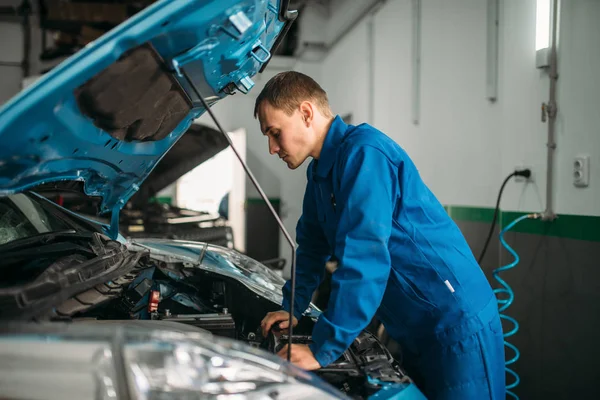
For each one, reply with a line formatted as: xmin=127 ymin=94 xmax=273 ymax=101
xmin=0 ymin=194 xmax=74 ymax=245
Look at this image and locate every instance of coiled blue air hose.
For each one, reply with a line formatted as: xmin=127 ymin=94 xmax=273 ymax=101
xmin=494 ymin=213 xmax=539 ymax=400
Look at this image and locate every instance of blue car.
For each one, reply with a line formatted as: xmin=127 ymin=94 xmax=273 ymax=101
xmin=0 ymin=1 xmax=425 ymax=399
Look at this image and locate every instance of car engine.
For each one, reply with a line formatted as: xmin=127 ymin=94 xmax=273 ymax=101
xmin=35 ymin=253 xmax=410 ymax=399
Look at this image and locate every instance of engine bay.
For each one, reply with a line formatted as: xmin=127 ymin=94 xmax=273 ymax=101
xmin=38 ymin=254 xmax=410 ymax=399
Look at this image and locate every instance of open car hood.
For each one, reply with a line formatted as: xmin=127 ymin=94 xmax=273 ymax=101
xmin=0 ymin=0 xmax=296 ymax=238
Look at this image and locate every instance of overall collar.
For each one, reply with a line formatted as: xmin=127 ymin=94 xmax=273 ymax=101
xmin=315 ymin=115 xmax=348 ymax=178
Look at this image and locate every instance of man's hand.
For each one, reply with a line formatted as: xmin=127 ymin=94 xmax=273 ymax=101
xmin=277 ymin=344 xmax=321 ymax=370
xmin=261 ymin=311 xmax=298 ymax=337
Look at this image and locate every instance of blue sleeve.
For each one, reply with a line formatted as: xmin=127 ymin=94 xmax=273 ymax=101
xmin=309 ymin=145 xmax=396 ymax=367
xmin=281 ymin=167 xmax=331 ymax=320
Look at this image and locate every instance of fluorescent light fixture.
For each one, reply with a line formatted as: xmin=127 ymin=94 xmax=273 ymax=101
xmin=535 ymin=0 xmax=552 ymax=68
xmin=536 ymin=0 xmax=551 ymax=51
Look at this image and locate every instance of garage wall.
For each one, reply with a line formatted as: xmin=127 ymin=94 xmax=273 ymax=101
xmin=373 ymin=0 xmax=507 ymax=209
xmin=555 ymin=0 xmax=600 ymax=215
xmin=322 ymin=18 xmax=370 ymax=126
xmin=323 ymin=0 xmax=600 ymax=217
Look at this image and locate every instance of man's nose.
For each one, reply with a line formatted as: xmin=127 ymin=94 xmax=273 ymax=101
xmin=268 ymin=137 xmax=279 ymax=155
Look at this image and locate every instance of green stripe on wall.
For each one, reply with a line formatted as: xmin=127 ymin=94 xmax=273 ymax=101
xmin=447 ymin=206 xmax=497 ymax=224
xmin=446 ymin=206 xmax=600 ymax=242
xmin=149 ymin=196 xmax=172 ymax=205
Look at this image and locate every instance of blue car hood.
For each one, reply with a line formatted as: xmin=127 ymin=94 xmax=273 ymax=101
xmin=0 ymin=0 xmax=295 ymax=237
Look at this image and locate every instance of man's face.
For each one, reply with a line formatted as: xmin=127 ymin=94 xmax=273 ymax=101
xmin=258 ymin=101 xmax=312 ymax=170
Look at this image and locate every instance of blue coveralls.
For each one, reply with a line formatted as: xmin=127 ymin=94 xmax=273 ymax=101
xmin=281 ymin=116 xmax=506 ymax=399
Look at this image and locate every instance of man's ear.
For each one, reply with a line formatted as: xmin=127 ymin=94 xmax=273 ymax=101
xmin=299 ymin=101 xmax=314 ymax=126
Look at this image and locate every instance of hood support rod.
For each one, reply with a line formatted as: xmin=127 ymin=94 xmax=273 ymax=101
xmin=181 ymin=69 xmax=298 ymax=363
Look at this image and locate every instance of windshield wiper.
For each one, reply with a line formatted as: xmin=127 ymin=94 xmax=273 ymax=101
xmin=0 ymin=230 xmax=95 ymax=253
xmin=0 ymin=240 xmax=144 ymax=320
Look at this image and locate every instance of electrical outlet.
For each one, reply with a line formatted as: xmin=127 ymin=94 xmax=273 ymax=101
xmin=515 ymin=166 xmax=533 ymax=182
xmin=574 ymin=155 xmax=590 ymax=187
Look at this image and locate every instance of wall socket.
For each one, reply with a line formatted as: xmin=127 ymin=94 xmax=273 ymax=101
xmin=574 ymin=155 xmax=590 ymax=187
xmin=515 ymin=166 xmax=533 ymax=182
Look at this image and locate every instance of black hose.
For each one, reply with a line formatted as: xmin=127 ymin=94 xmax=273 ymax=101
xmin=477 ymin=172 xmax=518 ymax=264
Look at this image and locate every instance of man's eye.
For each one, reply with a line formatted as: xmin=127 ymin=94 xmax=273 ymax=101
xmin=272 ymin=132 xmax=280 ymax=138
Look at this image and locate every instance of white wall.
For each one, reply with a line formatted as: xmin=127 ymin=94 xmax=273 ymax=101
xmin=320 ymin=0 xmax=600 ymax=217
xmin=370 ymin=0 xmax=505 ymax=209
xmin=497 ymin=0 xmax=549 ymax=213
xmin=555 ymin=0 xmax=600 ymax=216
xmin=322 ymin=19 xmax=370 ymax=125
xmin=326 ymin=0 xmax=382 ymax=45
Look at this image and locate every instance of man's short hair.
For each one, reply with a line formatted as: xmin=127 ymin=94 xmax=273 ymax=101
xmin=253 ymin=71 xmax=333 ymax=118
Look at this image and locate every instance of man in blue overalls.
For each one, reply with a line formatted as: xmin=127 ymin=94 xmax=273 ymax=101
xmin=256 ymin=71 xmax=505 ymax=399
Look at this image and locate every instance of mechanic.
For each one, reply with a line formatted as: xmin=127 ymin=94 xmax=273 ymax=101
xmin=255 ymin=71 xmax=505 ymax=399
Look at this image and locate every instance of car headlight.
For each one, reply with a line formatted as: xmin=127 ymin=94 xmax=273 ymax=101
xmin=0 ymin=322 xmax=345 ymax=400
xmin=125 ymin=332 xmax=297 ymax=397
